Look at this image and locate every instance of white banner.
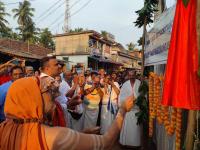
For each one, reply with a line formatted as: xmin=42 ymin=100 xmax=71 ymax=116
xmin=144 ymin=6 xmax=176 ymax=66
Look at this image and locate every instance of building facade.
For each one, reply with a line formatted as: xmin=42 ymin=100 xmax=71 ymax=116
xmin=54 ymin=30 xmax=142 ymax=72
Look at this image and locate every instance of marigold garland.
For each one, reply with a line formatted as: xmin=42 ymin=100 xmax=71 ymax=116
xmin=148 ymin=72 xmax=182 ymax=150
xmin=148 ymin=73 xmax=154 ymax=137
xmin=175 ymin=109 xmax=182 ymax=150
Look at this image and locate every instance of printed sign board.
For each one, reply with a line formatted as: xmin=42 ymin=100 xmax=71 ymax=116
xmin=144 ymin=6 xmax=176 ymax=66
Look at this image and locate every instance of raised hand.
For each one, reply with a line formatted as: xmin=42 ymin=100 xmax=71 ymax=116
xmin=120 ymin=95 xmax=135 ymax=113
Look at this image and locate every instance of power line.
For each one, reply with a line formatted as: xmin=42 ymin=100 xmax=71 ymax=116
xmin=5 ymin=2 xmax=20 ymax=5
xmin=50 ymin=0 xmax=93 ymax=30
xmin=48 ymin=0 xmax=83 ymax=28
xmin=36 ymin=0 xmax=63 ymax=20
xmin=36 ymin=0 xmax=65 ymax=23
xmin=8 ymin=0 xmax=65 ymax=34
xmin=70 ymin=0 xmax=93 ymax=18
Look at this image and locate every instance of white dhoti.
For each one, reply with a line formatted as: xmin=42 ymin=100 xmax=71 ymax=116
xmin=83 ymin=107 xmax=99 ymax=129
xmin=119 ymin=108 xmax=141 ymax=146
xmin=68 ymin=113 xmax=84 ymax=132
xmin=100 ymin=104 xmax=116 ymax=134
xmin=68 ymin=104 xmax=84 ymax=131
xmin=100 ymin=83 xmax=119 ymax=134
xmin=119 ymin=79 xmax=142 ymax=147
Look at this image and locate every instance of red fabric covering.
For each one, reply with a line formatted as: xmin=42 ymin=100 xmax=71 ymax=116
xmin=162 ymin=0 xmax=200 ymax=110
xmin=52 ymin=101 xmax=67 ymax=127
xmin=0 ymin=75 xmax=11 ymax=85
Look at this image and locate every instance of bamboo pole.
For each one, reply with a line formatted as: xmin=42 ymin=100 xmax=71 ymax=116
xmin=141 ymin=16 xmax=147 ymax=74
xmin=185 ymin=110 xmax=197 ymax=150
xmin=185 ymin=3 xmax=200 ymax=148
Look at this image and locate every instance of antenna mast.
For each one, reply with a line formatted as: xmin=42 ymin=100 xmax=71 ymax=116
xmin=64 ymin=0 xmax=70 ymax=32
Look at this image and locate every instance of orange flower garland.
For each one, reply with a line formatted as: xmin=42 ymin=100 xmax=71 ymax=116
xmin=149 ymin=72 xmax=154 ymax=137
xmin=167 ymin=108 xmax=177 ymax=136
xmin=155 ymin=76 xmax=163 ymax=124
xmin=148 ymin=72 xmax=182 ymax=150
xmin=175 ymin=109 xmax=182 ymax=150
xmin=154 ymin=76 xmax=159 ymax=117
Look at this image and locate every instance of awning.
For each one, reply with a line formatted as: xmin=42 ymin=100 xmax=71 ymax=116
xmin=88 ymin=56 xmax=123 ymax=66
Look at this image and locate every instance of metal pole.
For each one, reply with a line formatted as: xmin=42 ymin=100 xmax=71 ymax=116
xmin=64 ymin=0 xmax=70 ymax=32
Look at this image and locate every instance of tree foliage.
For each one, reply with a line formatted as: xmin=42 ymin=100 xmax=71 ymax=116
xmin=137 ymin=37 xmax=143 ymax=46
xmin=69 ymin=28 xmax=84 ymax=33
xmin=134 ymin=0 xmax=158 ymax=73
xmin=39 ymin=28 xmax=55 ymax=50
xmin=134 ymin=0 xmax=158 ymax=28
xmin=126 ymin=42 xmax=136 ymax=51
xmin=0 ymin=2 xmax=11 ymax=38
xmin=135 ymin=80 xmax=149 ymax=125
xmin=101 ymin=30 xmax=108 ymax=39
xmin=12 ymin=0 xmax=36 ymax=42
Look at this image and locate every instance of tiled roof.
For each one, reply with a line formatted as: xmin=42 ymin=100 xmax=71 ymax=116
xmin=0 ymin=46 xmax=42 ymax=59
xmin=0 ymin=38 xmax=52 ymax=59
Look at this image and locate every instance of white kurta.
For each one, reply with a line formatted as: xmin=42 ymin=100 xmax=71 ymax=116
xmin=100 ymin=82 xmax=119 ymax=134
xmin=119 ymin=79 xmax=141 ymax=147
xmin=56 ymin=80 xmax=70 ymax=127
xmin=68 ymin=86 xmax=84 ymax=131
xmin=59 ymin=80 xmax=71 ymax=96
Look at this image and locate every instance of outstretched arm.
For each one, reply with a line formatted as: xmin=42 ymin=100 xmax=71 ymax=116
xmin=44 ymin=95 xmax=135 ymax=150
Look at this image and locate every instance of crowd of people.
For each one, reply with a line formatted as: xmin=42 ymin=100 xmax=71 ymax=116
xmin=0 ymin=56 xmax=144 ymax=150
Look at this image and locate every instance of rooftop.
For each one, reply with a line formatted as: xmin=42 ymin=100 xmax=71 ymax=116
xmin=0 ymin=38 xmax=52 ymax=59
xmin=53 ymin=30 xmax=99 ymax=38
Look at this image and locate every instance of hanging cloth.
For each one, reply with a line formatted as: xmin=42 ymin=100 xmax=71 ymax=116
xmin=162 ymin=0 xmax=200 ymax=110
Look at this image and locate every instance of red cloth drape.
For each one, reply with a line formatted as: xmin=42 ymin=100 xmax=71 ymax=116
xmin=162 ymin=0 xmax=200 ymax=110
xmin=52 ymin=101 xmax=67 ymax=127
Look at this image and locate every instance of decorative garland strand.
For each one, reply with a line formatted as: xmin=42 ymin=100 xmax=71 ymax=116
xmin=148 ymin=72 xmax=182 ymax=150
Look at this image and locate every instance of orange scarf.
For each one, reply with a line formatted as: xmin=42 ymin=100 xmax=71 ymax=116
xmin=0 ymin=77 xmax=48 ymax=150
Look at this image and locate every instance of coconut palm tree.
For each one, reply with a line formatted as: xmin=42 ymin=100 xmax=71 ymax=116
xmin=12 ymin=0 xmax=35 ymax=41
xmin=0 ymin=2 xmax=11 ymax=37
xmin=101 ymin=30 xmax=108 ymax=39
xmin=126 ymin=42 xmax=136 ymax=51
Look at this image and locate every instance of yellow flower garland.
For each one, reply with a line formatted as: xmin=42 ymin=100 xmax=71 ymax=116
xmin=148 ymin=72 xmax=182 ymax=150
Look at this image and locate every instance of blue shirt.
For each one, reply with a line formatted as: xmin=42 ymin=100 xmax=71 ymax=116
xmin=0 ymin=81 xmax=12 ymax=120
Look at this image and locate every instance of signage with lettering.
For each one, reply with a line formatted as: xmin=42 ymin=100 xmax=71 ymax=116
xmin=144 ymin=6 xmax=176 ymax=66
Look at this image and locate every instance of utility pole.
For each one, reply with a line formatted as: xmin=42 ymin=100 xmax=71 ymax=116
xmin=64 ymin=0 xmax=70 ymax=33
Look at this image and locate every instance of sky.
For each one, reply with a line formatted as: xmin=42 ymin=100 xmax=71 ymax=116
xmin=2 ymin=0 xmax=176 ymax=48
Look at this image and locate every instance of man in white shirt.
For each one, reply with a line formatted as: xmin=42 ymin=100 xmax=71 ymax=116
xmin=59 ymin=71 xmax=72 ymax=97
xmin=40 ymin=57 xmax=80 ymax=126
xmin=119 ymin=69 xmax=141 ymax=148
